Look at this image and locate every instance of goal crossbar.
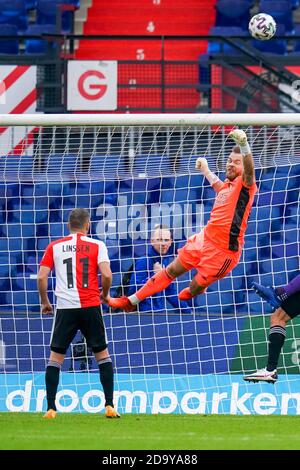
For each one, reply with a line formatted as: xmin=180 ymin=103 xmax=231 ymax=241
xmin=1 ymin=113 xmax=300 ymax=127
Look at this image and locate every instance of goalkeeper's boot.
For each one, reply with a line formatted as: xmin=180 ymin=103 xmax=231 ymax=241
xmin=252 ymin=282 xmax=281 ymax=309
xmin=243 ymin=368 xmax=278 ymax=384
xmin=178 ymin=288 xmax=196 ymax=301
xmin=108 ymin=296 xmax=137 ymax=312
xmin=43 ymin=409 xmax=57 ymax=419
xmin=105 ymin=405 xmax=121 ymax=418
xmin=178 ymin=287 xmax=207 ymax=301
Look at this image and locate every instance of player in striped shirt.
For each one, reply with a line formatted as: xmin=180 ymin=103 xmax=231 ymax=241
xmin=38 ymin=208 xmax=120 ymax=419
xmin=108 ymin=130 xmax=257 ymax=312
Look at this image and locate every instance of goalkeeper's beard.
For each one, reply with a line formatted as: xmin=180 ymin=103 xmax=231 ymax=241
xmin=226 ymin=168 xmax=241 ymax=181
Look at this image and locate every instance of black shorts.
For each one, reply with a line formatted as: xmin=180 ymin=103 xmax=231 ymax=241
xmin=50 ymin=305 xmax=107 ymax=354
xmin=281 ymin=292 xmax=300 ymax=319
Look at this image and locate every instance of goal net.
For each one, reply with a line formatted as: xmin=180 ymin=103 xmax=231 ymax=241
xmin=0 ymin=114 xmax=299 ymax=415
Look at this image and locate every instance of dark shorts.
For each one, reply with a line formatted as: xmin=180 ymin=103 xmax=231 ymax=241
xmin=50 ymin=305 xmax=107 ymax=354
xmin=281 ymin=292 xmax=300 ymax=319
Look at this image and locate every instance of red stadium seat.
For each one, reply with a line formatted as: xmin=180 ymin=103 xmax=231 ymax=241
xmin=76 ymin=0 xmax=217 ymax=110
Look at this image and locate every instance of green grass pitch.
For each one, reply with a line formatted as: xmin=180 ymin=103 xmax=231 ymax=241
xmin=0 ymin=413 xmax=300 ymax=450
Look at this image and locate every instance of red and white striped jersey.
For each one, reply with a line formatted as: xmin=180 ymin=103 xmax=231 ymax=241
xmin=40 ymin=233 xmax=110 ymax=309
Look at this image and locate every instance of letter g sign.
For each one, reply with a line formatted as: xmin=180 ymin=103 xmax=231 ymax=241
xmin=78 ymin=70 xmax=107 ymax=100
xmin=67 ymin=61 xmax=117 ymax=110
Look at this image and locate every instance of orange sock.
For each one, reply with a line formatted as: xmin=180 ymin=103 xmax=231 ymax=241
xmin=136 ymin=269 xmax=175 ymax=302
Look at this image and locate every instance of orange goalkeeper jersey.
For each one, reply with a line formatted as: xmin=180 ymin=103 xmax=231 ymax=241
xmin=204 ymin=175 xmax=257 ymax=252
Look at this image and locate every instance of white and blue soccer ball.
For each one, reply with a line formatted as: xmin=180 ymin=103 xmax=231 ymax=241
xmin=249 ymin=13 xmax=276 ymax=41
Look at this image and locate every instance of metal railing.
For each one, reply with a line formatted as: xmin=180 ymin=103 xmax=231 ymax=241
xmin=0 ymin=34 xmax=299 ymax=113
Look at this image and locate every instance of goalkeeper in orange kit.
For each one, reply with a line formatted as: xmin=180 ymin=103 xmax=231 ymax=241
xmin=107 ymin=130 xmax=257 ymax=312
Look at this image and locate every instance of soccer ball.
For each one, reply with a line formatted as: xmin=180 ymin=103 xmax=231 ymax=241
xmin=248 ymin=13 xmax=276 ymax=40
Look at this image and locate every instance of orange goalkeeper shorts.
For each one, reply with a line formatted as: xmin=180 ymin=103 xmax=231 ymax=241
xmin=177 ymin=230 xmax=241 ymax=288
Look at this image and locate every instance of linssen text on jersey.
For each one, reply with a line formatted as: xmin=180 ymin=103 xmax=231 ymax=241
xmin=41 ymin=234 xmax=109 ymax=308
xmin=62 ymin=244 xmax=90 ymax=253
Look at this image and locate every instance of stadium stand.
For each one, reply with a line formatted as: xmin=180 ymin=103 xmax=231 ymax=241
xmin=75 ymin=0 xmax=217 ymax=111
xmin=1 ymin=0 xmax=300 ymax=413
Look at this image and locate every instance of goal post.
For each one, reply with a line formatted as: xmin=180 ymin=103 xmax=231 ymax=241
xmin=0 ymin=113 xmax=299 ymax=416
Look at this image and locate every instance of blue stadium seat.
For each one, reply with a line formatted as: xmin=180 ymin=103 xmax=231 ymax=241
xmin=259 ymin=0 xmax=294 ymax=33
xmin=0 ymin=24 xmax=19 ymax=54
xmin=45 ymin=154 xmax=78 ymax=180
xmin=12 ymin=291 xmax=26 ymax=307
xmin=24 ymin=24 xmax=57 ymax=54
xmin=20 ymin=205 xmax=35 ymax=224
xmin=286 ymin=256 xmax=299 ymax=273
xmin=0 ymin=253 xmax=9 ymax=277
xmin=3 ymin=155 xmax=35 ymax=181
xmin=49 ymin=223 xmax=64 ymax=239
xmin=289 ymin=163 xmax=300 ymax=177
xmin=89 ymin=155 xmax=109 ymax=179
xmin=198 ymin=53 xmax=210 ymax=92
xmin=2 ymin=157 xmax=19 ymax=180
xmin=47 ymin=182 xmax=65 ymax=196
xmin=25 ymin=0 xmax=37 ymax=9
xmin=208 ymin=26 xmax=247 ymax=54
xmin=0 ymin=238 xmax=8 ymax=251
xmin=252 ymin=24 xmax=287 ymax=54
xmin=0 ymin=0 xmax=27 ymax=31
xmin=291 ymin=24 xmax=300 ymax=53
xmin=36 ymin=0 xmax=78 ymax=32
xmin=37 ymin=237 xmax=50 ymax=251
xmin=27 ymin=290 xmax=40 ymax=311
xmin=215 ymin=0 xmax=251 ymax=29
xmin=74 ymin=195 xmax=90 ymax=209
xmin=290 ymin=0 xmax=299 ymax=8
xmin=72 ymin=182 xmax=90 ymax=195
xmin=132 ymin=239 xmax=146 ymax=257
xmin=34 ymin=210 xmax=48 ymax=224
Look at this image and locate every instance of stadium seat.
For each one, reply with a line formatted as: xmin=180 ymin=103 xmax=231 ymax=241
xmin=21 ymin=204 xmax=35 ymax=224
xmin=259 ymin=0 xmax=294 ymax=33
xmin=215 ymin=0 xmax=251 ymax=30
xmin=198 ymin=53 xmax=211 ymax=93
xmin=24 ymin=24 xmax=57 ymax=54
xmin=0 ymin=24 xmax=19 ymax=54
xmin=252 ymin=24 xmax=287 ymax=54
xmin=286 ymin=256 xmax=299 ymax=272
xmin=208 ymin=26 xmax=247 ymax=54
xmin=3 ymin=155 xmax=35 ymax=181
xmin=0 ymin=238 xmax=8 ymax=252
xmin=44 ymin=154 xmax=78 ymax=180
xmin=19 ymin=156 xmax=36 ymax=180
xmin=25 ymin=0 xmax=37 ymax=9
xmin=290 ymin=0 xmax=299 ymax=8
xmin=0 ymin=253 xmax=9 ymax=277
xmin=0 ymin=0 xmax=28 ymax=31
xmin=36 ymin=0 xmax=78 ymax=32
xmin=48 ymin=223 xmax=63 ymax=238
xmin=291 ymin=24 xmax=300 ymax=53
xmin=37 ymin=237 xmax=50 ymax=251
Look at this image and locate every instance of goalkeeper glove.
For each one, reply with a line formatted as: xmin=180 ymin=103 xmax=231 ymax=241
xmin=229 ymin=129 xmax=251 ymax=156
xmin=195 ymin=157 xmax=220 ymax=186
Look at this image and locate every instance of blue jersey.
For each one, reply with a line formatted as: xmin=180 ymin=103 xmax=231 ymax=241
xmin=128 ymin=245 xmax=191 ymax=313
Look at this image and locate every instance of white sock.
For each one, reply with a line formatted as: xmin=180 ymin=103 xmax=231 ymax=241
xmin=128 ymin=294 xmax=139 ymax=305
